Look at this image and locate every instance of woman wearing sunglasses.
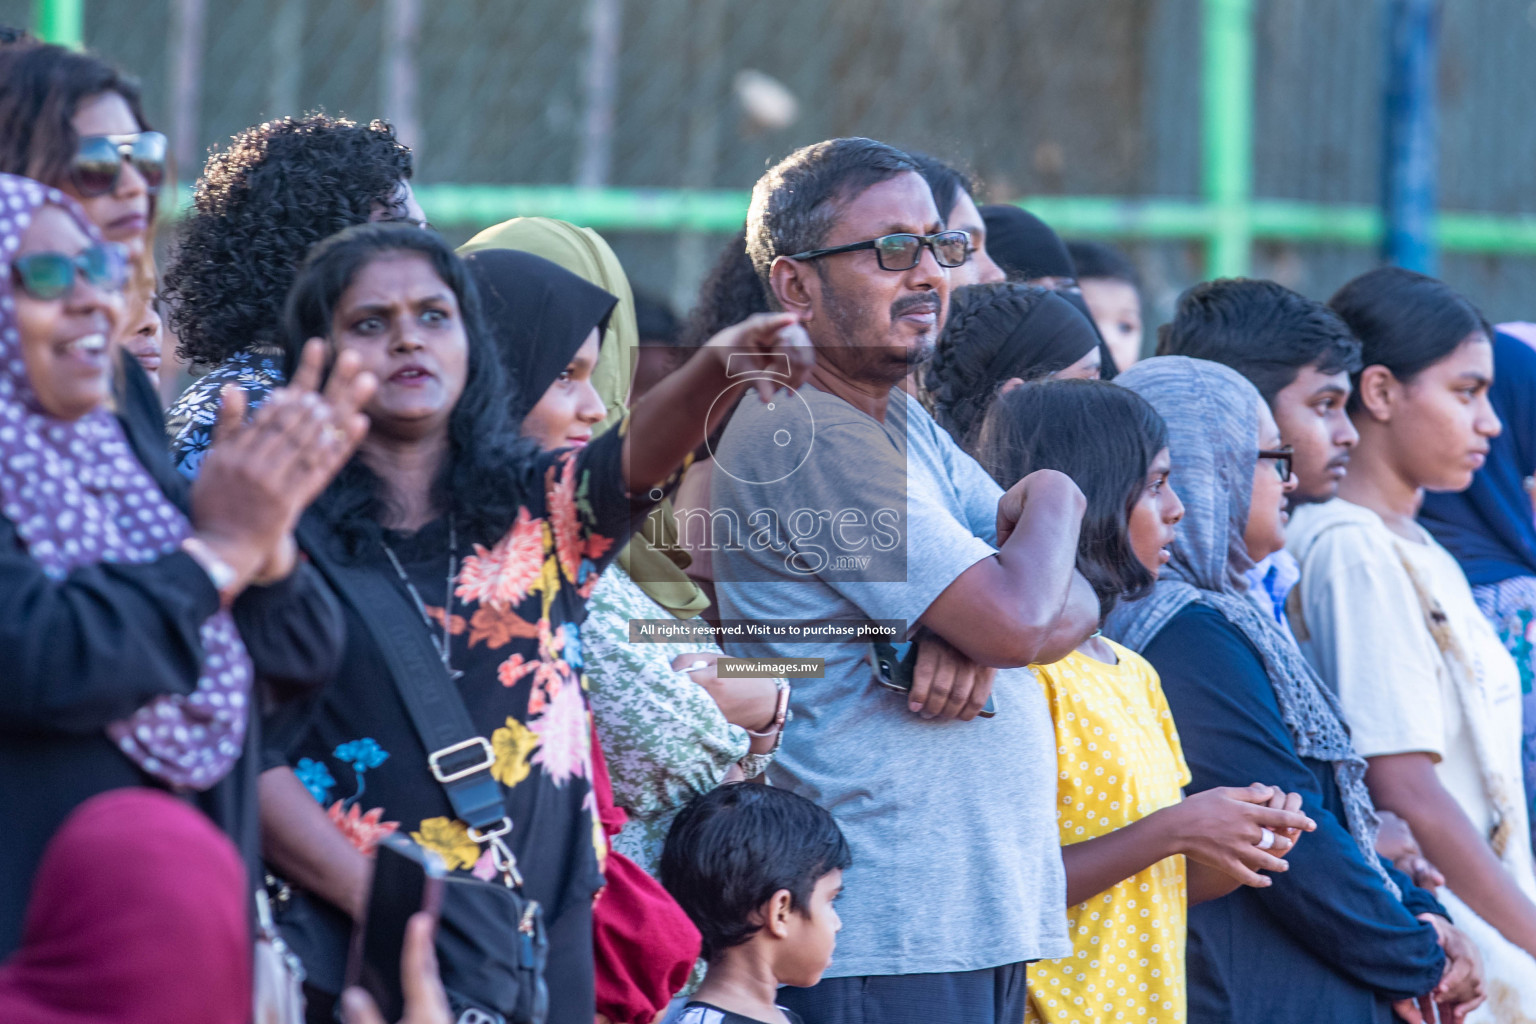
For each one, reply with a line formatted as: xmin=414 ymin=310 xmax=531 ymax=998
xmin=1290 ymin=267 xmax=1536 ymax=1016
xmin=0 ymin=42 xmax=168 ymax=379
xmin=0 ymin=172 xmax=370 ymax=960
xmin=1103 ymin=356 xmax=1483 ymax=1024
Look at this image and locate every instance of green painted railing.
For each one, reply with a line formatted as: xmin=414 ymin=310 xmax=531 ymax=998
xmin=32 ymin=0 xmax=81 ymax=48
xmin=405 ymin=186 xmax=1536 ymax=256
xmin=163 ymin=183 xmax=1536 ymax=256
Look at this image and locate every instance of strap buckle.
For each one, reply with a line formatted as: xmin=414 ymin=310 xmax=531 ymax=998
xmin=466 ymin=817 xmax=512 ymax=843
xmin=428 ymin=736 xmax=495 ymax=783
xmin=467 ymin=822 xmax=524 ymax=888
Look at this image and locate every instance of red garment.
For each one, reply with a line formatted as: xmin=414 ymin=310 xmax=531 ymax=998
xmin=0 ymin=788 xmax=251 ymax=1024
xmin=590 ymin=722 xmax=701 ymax=1024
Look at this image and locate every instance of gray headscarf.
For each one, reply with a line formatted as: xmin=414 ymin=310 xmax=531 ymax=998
xmin=1104 ymin=356 xmax=1397 ymax=896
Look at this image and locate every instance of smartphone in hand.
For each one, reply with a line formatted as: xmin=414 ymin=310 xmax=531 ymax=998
xmin=346 ymin=834 xmax=446 ymax=1021
xmin=868 ymin=638 xmax=997 ymax=718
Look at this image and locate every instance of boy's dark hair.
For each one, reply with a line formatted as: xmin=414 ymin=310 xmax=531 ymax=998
xmin=164 ymin=112 xmax=414 ymax=368
xmin=746 ymin=137 xmax=918 ymax=292
xmin=1066 ymin=240 xmax=1139 ymax=288
xmin=906 ymin=150 xmax=976 ymax=222
xmin=1328 ymin=266 xmax=1493 ymax=414
xmin=977 ymin=379 xmax=1169 ymax=619
xmin=1156 ymin=278 xmax=1362 ymax=405
xmin=660 ymin=783 xmax=850 ymax=961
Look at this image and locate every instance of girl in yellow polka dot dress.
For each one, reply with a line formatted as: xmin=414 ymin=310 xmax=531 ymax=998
xmin=974 ymin=380 xmax=1316 ymax=1024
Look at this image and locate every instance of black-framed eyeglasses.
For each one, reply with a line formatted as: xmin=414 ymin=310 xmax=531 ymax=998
xmin=11 ymin=242 xmax=128 ymax=301
xmin=71 ymin=131 xmax=167 ymax=198
xmin=1258 ymin=446 xmax=1294 ymax=481
xmin=789 ymin=230 xmax=971 ymax=272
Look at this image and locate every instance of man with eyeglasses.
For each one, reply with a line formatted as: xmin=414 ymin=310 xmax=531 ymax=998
xmin=709 ymin=137 xmax=1098 ymax=1024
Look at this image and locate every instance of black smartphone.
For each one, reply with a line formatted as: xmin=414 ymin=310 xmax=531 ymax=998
xmin=869 ymin=638 xmax=996 ymax=717
xmin=346 ymin=833 xmax=446 ymax=1021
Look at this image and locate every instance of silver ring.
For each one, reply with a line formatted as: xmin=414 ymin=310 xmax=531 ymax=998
xmin=1257 ymin=827 xmax=1277 ymax=851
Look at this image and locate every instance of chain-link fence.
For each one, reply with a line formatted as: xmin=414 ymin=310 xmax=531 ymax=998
xmin=5 ymin=0 xmax=1536 ymax=338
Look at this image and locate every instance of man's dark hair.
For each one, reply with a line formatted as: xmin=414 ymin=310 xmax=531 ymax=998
xmin=1328 ymin=266 xmax=1493 ymax=414
xmin=164 ymin=112 xmax=414 ymax=368
xmin=977 ymin=379 xmax=1169 ymax=619
xmin=906 ymin=151 xmax=976 ymax=221
xmin=1066 ymin=240 xmax=1139 ymax=288
xmin=0 ymin=43 xmax=152 ymax=197
xmin=282 ymin=222 xmax=535 ymax=554
xmin=1156 ymin=278 xmax=1362 ymax=405
xmin=660 ymin=783 xmax=850 ymax=961
xmin=746 ymin=137 xmax=918 ymax=293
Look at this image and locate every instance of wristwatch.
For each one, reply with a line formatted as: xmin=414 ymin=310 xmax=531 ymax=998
xmin=182 ymin=536 xmax=241 ymax=606
xmin=744 ymin=679 xmax=792 ymax=754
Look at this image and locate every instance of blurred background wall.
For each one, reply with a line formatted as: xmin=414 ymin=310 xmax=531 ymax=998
xmin=6 ymin=0 xmax=1536 ymax=350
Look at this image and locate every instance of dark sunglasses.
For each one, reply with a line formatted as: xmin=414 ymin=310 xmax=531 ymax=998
xmin=789 ymin=230 xmax=972 ymax=272
xmin=1258 ymin=446 xmax=1294 ymax=481
xmin=71 ymin=130 xmax=167 ymax=198
xmin=11 ymin=243 xmax=128 ymax=301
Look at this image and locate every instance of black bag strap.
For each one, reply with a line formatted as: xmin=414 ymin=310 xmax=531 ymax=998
xmin=297 ymin=519 xmax=509 ymax=845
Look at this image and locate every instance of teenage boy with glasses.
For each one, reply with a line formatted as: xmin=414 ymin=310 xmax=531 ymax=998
xmin=710 ymin=137 xmax=1098 ymax=1024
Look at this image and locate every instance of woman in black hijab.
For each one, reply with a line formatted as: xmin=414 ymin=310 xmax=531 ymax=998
xmin=920 ymin=281 xmax=1103 ymax=450
xmin=463 ymin=248 xmax=618 ymax=426
xmin=980 ymin=204 xmax=1119 ymax=379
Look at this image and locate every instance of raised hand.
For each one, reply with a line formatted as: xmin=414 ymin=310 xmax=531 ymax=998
xmin=702 ymin=311 xmax=815 ymax=402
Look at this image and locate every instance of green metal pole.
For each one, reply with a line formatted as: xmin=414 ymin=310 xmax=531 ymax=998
xmin=33 ymin=0 xmax=83 ymax=47
xmin=1201 ymin=0 xmax=1254 ymax=277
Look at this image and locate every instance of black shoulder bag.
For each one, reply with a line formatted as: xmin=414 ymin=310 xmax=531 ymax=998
xmin=274 ymin=522 xmax=548 ymax=1024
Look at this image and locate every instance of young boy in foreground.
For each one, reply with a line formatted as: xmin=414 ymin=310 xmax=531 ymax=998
xmin=660 ymin=784 xmax=850 ymax=1024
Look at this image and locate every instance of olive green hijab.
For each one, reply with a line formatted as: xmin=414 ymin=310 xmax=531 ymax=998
xmin=460 ymin=217 xmax=709 ymax=618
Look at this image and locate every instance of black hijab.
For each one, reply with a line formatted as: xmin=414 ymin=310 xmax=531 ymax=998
xmin=463 ymin=249 xmax=618 ymax=419
xmin=978 ymin=204 xmax=1118 ymax=379
xmin=980 ymin=204 xmax=1076 ymax=280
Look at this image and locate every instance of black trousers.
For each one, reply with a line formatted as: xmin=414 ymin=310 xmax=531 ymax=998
xmin=777 ymin=962 xmax=1030 ymax=1024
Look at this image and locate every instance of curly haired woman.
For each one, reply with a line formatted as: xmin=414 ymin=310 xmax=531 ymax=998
xmin=162 ymin=112 xmax=419 ymax=474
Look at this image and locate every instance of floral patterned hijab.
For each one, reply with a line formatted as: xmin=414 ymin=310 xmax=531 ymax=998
xmin=0 ymin=173 xmax=251 ymax=790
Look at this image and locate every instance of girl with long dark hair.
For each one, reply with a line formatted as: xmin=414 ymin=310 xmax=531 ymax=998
xmin=976 ymin=379 xmax=1312 ymax=1023
xmin=1291 ymin=266 xmax=1536 ymax=1015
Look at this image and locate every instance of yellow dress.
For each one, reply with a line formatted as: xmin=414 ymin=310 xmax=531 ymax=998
xmin=1025 ymin=641 xmax=1191 ymax=1024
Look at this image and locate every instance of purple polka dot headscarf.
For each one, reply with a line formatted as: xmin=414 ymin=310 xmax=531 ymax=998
xmin=0 ymin=173 xmax=252 ymax=791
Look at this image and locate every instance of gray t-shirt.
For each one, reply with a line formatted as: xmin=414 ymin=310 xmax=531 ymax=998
xmin=711 ymin=385 xmax=1070 ymax=977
